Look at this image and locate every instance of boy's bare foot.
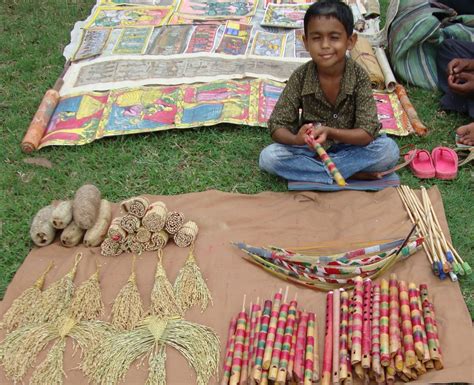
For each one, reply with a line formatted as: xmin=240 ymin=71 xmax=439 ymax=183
xmin=350 ymin=171 xmax=383 ymax=180
xmin=457 ymin=122 xmax=474 ymax=146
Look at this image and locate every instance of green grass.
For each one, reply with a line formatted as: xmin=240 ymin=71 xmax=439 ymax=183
xmin=0 ymin=0 xmax=472 ymax=317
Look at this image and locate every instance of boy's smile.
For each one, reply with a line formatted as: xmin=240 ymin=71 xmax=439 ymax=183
xmin=303 ymin=16 xmax=357 ymax=74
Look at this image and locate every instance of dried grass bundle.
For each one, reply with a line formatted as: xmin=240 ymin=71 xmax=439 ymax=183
xmin=149 ymin=251 xmax=183 ymax=319
xmin=107 ymin=216 xmax=127 ymax=242
xmin=121 ymin=196 xmax=150 ymax=218
xmin=100 ymin=237 xmax=122 ymax=257
xmin=29 ymin=338 xmax=66 ymax=385
xmin=120 ymin=214 xmax=140 ymax=234
xmin=165 ymin=211 xmax=185 ymax=234
xmin=111 ymin=256 xmax=144 ymax=331
xmin=136 ymin=227 xmax=152 ymax=243
xmin=142 ymin=201 xmax=168 ymax=232
xmin=1 ymin=262 xmax=53 ymax=332
xmin=174 ymin=246 xmax=212 ymax=313
xmin=146 ymin=230 xmax=169 ymax=252
xmin=69 ymin=269 xmax=104 ymax=322
xmin=122 ymin=234 xmax=144 ymax=255
xmin=173 ymin=221 xmax=199 ymax=248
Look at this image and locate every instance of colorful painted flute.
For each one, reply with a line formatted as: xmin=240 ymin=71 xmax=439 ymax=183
xmin=248 ymin=302 xmax=261 ymax=380
xmin=321 ymin=291 xmax=334 ymax=385
xmin=221 ymin=317 xmax=237 ymax=385
xmin=287 ymin=310 xmax=299 ymax=382
xmin=230 ymin=311 xmax=248 ymax=385
xmin=408 ymin=283 xmax=425 ymax=360
xmin=398 ymin=280 xmax=416 ymax=368
xmin=361 ymin=279 xmax=372 ymax=369
xmin=253 ymin=300 xmax=272 ymax=382
xmin=263 ymin=291 xmax=282 ymax=370
xmin=308 ymin=137 xmax=346 ymax=186
xmin=304 ymin=312 xmax=316 ymax=385
xmin=313 ymin=314 xmax=320 ymax=382
xmin=371 ymin=283 xmax=382 ymax=375
xmin=294 ymin=311 xmax=309 ymax=382
xmin=388 ymin=274 xmax=401 ymax=357
xmin=240 ymin=307 xmax=252 ymax=384
xmin=416 ymin=289 xmax=431 ymax=364
xmin=339 ymin=290 xmax=350 ymax=381
xmin=379 ymin=279 xmax=390 ymax=366
xmin=268 ymin=303 xmax=289 ymax=380
xmin=350 ymin=277 xmax=363 ymax=365
xmin=419 ymin=284 xmax=443 ymax=367
xmin=276 ymin=300 xmax=297 ymax=384
xmin=332 ymin=288 xmax=341 ymax=383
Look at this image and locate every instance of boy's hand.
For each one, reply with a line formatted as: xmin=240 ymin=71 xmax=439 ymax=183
xmin=305 ymin=124 xmax=330 ymax=147
xmin=448 ymin=71 xmax=474 ymax=96
xmin=448 ymin=58 xmax=474 ymax=75
xmin=295 ymin=123 xmax=314 ymax=145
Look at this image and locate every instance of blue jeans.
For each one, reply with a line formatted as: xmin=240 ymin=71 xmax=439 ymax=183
xmin=259 ymin=135 xmax=399 ymax=184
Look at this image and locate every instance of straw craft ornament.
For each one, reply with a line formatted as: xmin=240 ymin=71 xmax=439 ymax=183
xmin=120 ymin=196 xmax=150 ymax=218
xmin=321 ymin=274 xmax=443 ymax=385
xmin=174 ymin=220 xmax=199 ymax=248
xmin=147 ymin=230 xmax=169 ymax=251
xmin=165 ymin=211 xmax=185 ymax=234
xmin=120 ymin=214 xmax=141 ymax=233
xmin=107 ymin=216 xmax=127 ymax=242
xmin=142 ymin=201 xmax=168 ymax=232
xmin=234 ymin=230 xmax=422 ymax=290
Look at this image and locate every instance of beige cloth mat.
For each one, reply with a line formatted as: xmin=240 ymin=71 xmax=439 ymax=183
xmin=1 ymin=187 xmax=472 ymax=384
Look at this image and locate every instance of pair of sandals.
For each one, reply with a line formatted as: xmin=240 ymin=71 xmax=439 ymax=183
xmin=404 ymin=147 xmax=459 ymax=180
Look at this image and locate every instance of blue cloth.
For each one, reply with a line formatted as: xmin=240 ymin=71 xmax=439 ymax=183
xmin=259 ymin=135 xmax=399 ymax=184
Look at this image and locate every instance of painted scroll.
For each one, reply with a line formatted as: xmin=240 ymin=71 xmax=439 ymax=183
xmin=261 ymin=4 xmax=309 ymax=28
xmin=249 ymin=31 xmax=287 ymax=57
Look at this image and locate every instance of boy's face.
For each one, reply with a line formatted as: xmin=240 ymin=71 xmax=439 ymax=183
xmin=303 ymin=16 xmax=357 ymax=72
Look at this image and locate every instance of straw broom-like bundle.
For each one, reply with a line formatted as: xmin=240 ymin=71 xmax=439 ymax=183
xmin=0 ymin=262 xmax=53 ymax=332
xmin=165 ymin=211 xmax=185 ymax=234
xmin=122 ymin=234 xmax=145 ymax=255
xmin=101 ymin=237 xmax=123 ymax=257
xmin=174 ymin=221 xmax=199 ymax=248
xmin=121 ymin=214 xmax=141 ymax=234
xmin=107 ymin=216 xmax=128 ymax=242
xmin=142 ymin=201 xmax=168 ymax=232
xmin=136 ymin=227 xmax=152 ymax=243
xmin=121 ymin=196 xmax=150 ymax=218
xmin=145 ymin=230 xmax=169 ymax=251
xmin=110 ymin=256 xmax=144 ymax=331
xmin=174 ymin=245 xmax=213 ymax=313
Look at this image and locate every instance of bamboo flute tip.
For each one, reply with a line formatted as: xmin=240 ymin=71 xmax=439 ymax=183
xmin=284 ymin=286 xmax=289 ymax=303
xmin=256 ymin=297 xmax=260 ymax=306
xmin=242 ymin=294 xmax=247 ymax=312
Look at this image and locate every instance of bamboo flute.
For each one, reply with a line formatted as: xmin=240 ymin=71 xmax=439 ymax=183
xmin=416 ymin=289 xmax=431 ymax=363
xmin=347 ymin=290 xmax=354 ymax=352
xmin=253 ymin=299 xmax=272 ymax=382
xmin=428 ymin=301 xmax=444 ymax=370
xmin=221 ymin=316 xmax=238 ymax=385
xmin=230 ymin=296 xmax=248 ymax=385
xmin=408 ymin=283 xmax=425 ymax=360
xmin=344 ymin=353 xmax=353 ymax=385
xmin=313 ymin=313 xmax=320 ymax=382
xmin=287 ymin=310 xmax=299 ymax=382
xmin=276 ymin=299 xmax=297 ymax=384
xmin=240 ymin=302 xmax=252 ymax=384
xmin=379 ymin=279 xmax=390 ymax=366
xmin=361 ymin=279 xmax=372 ymax=369
xmin=394 ymin=348 xmax=404 ymax=373
xmin=386 ymin=357 xmax=396 ymax=385
xmin=371 ymin=283 xmax=382 ymax=375
xmin=339 ymin=290 xmax=350 ymax=381
xmin=294 ymin=311 xmax=309 ymax=383
xmin=419 ymin=284 xmax=443 ymax=368
xmin=304 ymin=312 xmax=316 ymax=385
xmin=332 ymin=289 xmax=341 ymax=384
xmin=321 ymin=291 xmax=334 ymax=385
xmin=263 ymin=289 xmax=283 ymax=370
xmin=388 ymin=274 xmax=401 ymax=357
xmin=398 ymin=280 xmax=416 ymax=368
xmin=269 ymin=302 xmax=289 ymax=380
xmin=350 ymin=277 xmax=363 ymax=366
xmin=260 ymin=370 xmax=269 ymax=385
xmin=248 ymin=300 xmax=261 ymax=381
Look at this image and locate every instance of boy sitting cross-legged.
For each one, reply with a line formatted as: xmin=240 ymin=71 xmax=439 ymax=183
xmin=259 ymin=0 xmax=399 ymax=184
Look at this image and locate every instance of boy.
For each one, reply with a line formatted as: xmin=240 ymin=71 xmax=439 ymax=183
xmin=259 ymin=0 xmax=399 ymax=184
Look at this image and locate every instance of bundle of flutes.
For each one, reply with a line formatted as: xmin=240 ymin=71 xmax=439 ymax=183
xmin=322 ymin=274 xmax=443 ymax=385
xmin=398 ymin=186 xmax=471 ymax=281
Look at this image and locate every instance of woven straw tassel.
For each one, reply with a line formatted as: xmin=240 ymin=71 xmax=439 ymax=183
xmin=29 ymin=338 xmax=66 ymax=385
xmin=146 ymin=343 xmax=167 ymax=385
xmin=150 ymin=250 xmax=183 ymax=319
xmin=36 ymin=253 xmax=82 ymax=324
xmin=111 ymin=255 xmax=144 ymax=331
xmin=165 ymin=211 xmax=185 ymax=234
xmin=143 ymin=201 xmax=168 ymax=232
xmin=69 ymin=268 xmax=104 ymax=322
xmin=174 ymin=221 xmax=199 ymax=248
xmin=174 ymin=245 xmax=212 ymax=313
xmin=121 ymin=196 xmax=150 ymax=218
xmin=1 ymin=261 xmax=53 ymax=331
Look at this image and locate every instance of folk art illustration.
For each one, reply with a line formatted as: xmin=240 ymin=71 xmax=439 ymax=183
xmin=176 ymin=0 xmax=257 ymax=20
xmin=215 ymin=22 xmax=253 ymax=55
xmin=113 ymin=27 xmax=153 ymax=54
xmin=85 ymin=6 xmax=173 ymax=29
xmin=249 ymin=31 xmax=287 ymax=57
xmin=261 ymin=4 xmax=309 ymax=28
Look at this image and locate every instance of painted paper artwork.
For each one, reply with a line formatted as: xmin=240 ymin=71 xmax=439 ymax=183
xmin=215 ymin=22 xmax=253 ymax=56
xmin=113 ymin=27 xmax=153 ymax=54
xmin=85 ymin=6 xmax=173 ymax=29
xmin=270 ymin=0 xmax=313 ymax=4
xmin=261 ymin=4 xmax=309 ymax=28
xmin=294 ymin=29 xmax=310 ymax=58
xmin=176 ymin=0 xmax=257 ymax=20
xmin=146 ymin=25 xmax=193 ymax=55
xmin=73 ymin=29 xmax=111 ymax=61
xmin=38 ymin=79 xmax=285 ymax=148
xmin=185 ymin=25 xmax=220 ymax=53
xmin=100 ymin=0 xmax=176 ymax=5
xmin=374 ymin=92 xmax=413 ymax=136
xmin=249 ymin=31 xmax=287 ymax=57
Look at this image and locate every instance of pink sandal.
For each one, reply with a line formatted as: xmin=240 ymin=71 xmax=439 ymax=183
xmin=432 ymin=147 xmax=458 ymax=180
xmin=404 ymin=149 xmax=435 ymax=179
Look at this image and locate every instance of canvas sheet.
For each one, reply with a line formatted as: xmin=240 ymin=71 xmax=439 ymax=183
xmin=38 ymin=79 xmax=284 ymax=148
xmin=59 ymin=54 xmax=306 ymax=95
xmin=0 ymin=188 xmax=472 ymax=385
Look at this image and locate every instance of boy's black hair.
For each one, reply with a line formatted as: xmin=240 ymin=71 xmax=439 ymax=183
xmin=304 ymin=0 xmax=354 ymax=37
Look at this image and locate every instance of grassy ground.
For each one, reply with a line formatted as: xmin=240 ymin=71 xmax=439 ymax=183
xmin=0 ymin=0 xmax=472 ymax=317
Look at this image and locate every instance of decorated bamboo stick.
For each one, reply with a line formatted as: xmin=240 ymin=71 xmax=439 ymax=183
xmin=379 ymin=279 xmax=390 ymax=366
xmin=347 ymin=290 xmax=354 ymax=352
xmin=269 ymin=302 xmax=289 ymax=380
xmin=398 ymin=281 xmax=416 ymax=368
xmin=371 ymin=283 xmax=382 ymax=375
xmin=419 ymin=284 xmax=443 ymax=367
xmin=276 ymin=299 xmax=297 ymax=384
xmin=361 ymin=279 xmax=372 ymax=369
xmin=339 ymin=290 xmax=350 ymax=381
xmin=332 ymin=288 xmax=341 ymax=383
xmin=351 ymin=277 xmax=363 ymax=365
xmin=263 ymin=289 xmax=283 ymax=370
xmin=344 ymin=353 xmax=353 ymax=385
xmin=321 ymin=291 xmax=334 ymax=385
xmin=260 ymin=370 xmax=269 ymax=385
xmin=388 ymin=274 xmax=401 ymax=357
xmin=428 ymin=301 xmax=444 ymax=370
xmin=304 ymin=312 xmax=316 ymax=385
xmin=230 ymin=300 xmax=248 ymax=385
xmin=386 ymin=357 xmax=396 ymax=385
xmin=287 ymin=310 xmax=299 ymax=382
xmin=394 ymin=348 xmax=404 ymax=373
xmin=313 ymin=313 xmax=320 ymax=383
xmin=240 ymin=302 xmax=252 ymax=384
xmin=253 ymin=299 xmax=272 ymax=382
xmin=416 ymin=290 xmax=431 ymax=363
xmin=294 ymin=311 xmax=309 ymax=383
xmin=221 ymin=316 xmax=237 ymax=385
xmin=408 ymin=283 xmax=425 ymax=360
xmin=248 ymin=300 xmax=261 ymax=381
